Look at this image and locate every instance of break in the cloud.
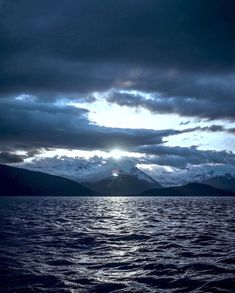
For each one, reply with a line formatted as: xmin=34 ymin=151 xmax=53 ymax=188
xmin=0 ymin=0 xmax=234 ymax=180
xmin=106 ymin=89 xmax=235 ymax=121
xmin=0 ymin=97 xmax=194 ymax=151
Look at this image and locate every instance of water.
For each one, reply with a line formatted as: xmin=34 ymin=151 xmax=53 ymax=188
xmin=0 ymin=197 xmax=234 ymax=293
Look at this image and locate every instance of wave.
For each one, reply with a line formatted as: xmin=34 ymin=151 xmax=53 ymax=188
xmin=0 ymin=196 xmax=234 ymax=292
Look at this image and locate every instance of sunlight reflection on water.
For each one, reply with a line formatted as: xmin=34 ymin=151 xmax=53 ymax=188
xmin=0 ymin=196 xmax=234 ymax=292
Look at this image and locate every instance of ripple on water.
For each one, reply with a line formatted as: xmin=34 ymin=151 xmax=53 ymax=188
xmin=0 ymin=196 xmax=234 ymax=293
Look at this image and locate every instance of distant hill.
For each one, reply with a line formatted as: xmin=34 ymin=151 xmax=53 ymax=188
xmin=202 ymin=176 xmax=235 ymax=192
xmin=0 ymin=164 xmax=95 ymax=196
xmin=1 ymin=164 xmax=234 ymax=197
xmin=84 ymin=170 xmax=162 ymax=195
xmin=140 ymin=183 xmax=235 ymax=197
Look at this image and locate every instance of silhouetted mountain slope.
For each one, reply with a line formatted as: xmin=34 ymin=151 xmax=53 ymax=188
xmin=0 ymin=164 xmax=95 ymax=196
xmin=202 ymin=176 xmax=235 ymax=192
xmin=1 ymin=164 xmax=234 ymax=197
xmin=140 ymin=183 xmax=235 ymax=197
xmin=84 ymin=172 xmax=162 ymax=195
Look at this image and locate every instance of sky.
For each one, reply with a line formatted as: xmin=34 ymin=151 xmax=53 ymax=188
xmin=0 ymin=0 xmax=235 ymax=185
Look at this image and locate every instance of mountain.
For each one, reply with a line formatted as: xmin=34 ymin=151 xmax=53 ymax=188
xmin=19 ymin=159 xmax=162 ymax=194
xmin=1 ymin=164 xmax=233 ymax=197
xmin=0 ymin=164 xmax=95 ymax=196
xmin=83 ymin=167 xmax=162 ymax=195
xmin=202 ymin=175 xmax=235 ymax=192
xmin=140 ymin=183 xmax=235 ymax=197
xmin=19 ymin=157 xmax=162 ymax=185
xmin=141 ymin=165 xmax=235 ymax=187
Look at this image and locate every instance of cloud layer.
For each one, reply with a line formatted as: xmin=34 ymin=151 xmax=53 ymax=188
xmin=0 ymin=0 xmax=234 ymax=179
xmin=0 ymin=97 xmax=188 ymax=150
xmin=1 ymin=1 xmax=235 ymax=96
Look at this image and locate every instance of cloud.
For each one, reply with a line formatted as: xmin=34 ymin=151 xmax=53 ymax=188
xmin=0 ymin=95 xmax=233 ymax=169
xmin=15 ymin=152 xmax=235 ymax=187
xmin=136 ymin=145 xmax=235 ymax=168
xmin=0 ymin=97 xmax=187 ymax=151
xmin=20 ymin=155 xmax=139 ymax=183
xmin=106 ymin=89 xmax=235 ymax=120
xmin=0 ymin=0 xmax=234 ymax=178
xmin=0 ymin=151 xmax=23 ymax=163
xmin=0 ymin=0 xmax=234 ymax=129
xmin=0 ymin=0 xmax=235 ymax=98
xmin=140 ymin=163 xmax=235 ymax=187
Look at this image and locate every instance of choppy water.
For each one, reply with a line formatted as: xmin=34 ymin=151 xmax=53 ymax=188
xmin=0 ymin=197 xmax=235 ymax=293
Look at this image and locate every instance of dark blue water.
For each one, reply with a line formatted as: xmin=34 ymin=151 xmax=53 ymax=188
xmin=0 ymin=197 xmax=234 ymax=293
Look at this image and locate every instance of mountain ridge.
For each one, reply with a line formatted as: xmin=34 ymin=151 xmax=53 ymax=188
xmin=140 ymin=183 xmax=235 ymax=197
xmin=202 ymin=175 xmax=235 ymax=192
xmin=0 ymin=164 xmax=234 ymax=197
xmin=0 ymin=164 xmax=96 ymax=196
xmin=83 ymin=170 xmax=162 ymax=196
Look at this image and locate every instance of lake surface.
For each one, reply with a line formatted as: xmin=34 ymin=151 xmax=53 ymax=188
xmin=0 ymin=197 xmax=235 ymax=293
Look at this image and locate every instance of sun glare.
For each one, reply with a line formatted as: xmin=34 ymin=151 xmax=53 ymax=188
xmin=109 ymin=149 xmax=124 ymax=159
xmin=112 ymin=168 xmax=120 ymax=177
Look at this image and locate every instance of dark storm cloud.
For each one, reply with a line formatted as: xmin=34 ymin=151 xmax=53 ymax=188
xmin=107 ymin=89 xmax=235 ymax=120
xmin=1 ymin=95 xmax=233 ymax=168
xmin=137 ymin=145 xmax=235 ymax=168
xmin=0 ymin=0 xmax=235 ymax=98
xmin=26 ymin=150 xmax=43 ymax=158
xmin=194 ymin=125 xmax=235 ymax=134
xmin=0 ymin=151 xmax=23 ymax=163
xmin=0 ymin=97 xmax=187 ymax=151
xmin=0 ymin=0 xmax=234 ymax=166
xmin=2 ymin=0 xmax=235 ymax=66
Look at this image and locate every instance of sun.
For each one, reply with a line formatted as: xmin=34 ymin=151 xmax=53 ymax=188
xmin=109 ymin=149 xmax=124 ymax=159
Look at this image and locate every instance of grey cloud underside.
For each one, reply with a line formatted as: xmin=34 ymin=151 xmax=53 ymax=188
xmin=107 ymin=90 xmax=235 ymax=120
xmin=0 ymin=148 xmax=44 ymax=163
xmin=0 ymin=1 xmax=235 ymax=119
xmin=1 ymin=0 xmax=234 ymax=69
xmin=1 ymin=97 xmax=233 ymax=158
xmin=1 ymin=97 xmax=234 ymax=169
xmin=136 ymin=145 xmax=235 ymax=169
xmin=0 ymin=151 xmax=23 ymax=163
xmin=1 ymin=97 xmax=233 ymax=152
xmin=0 ymin=98 xmax=186 ymax=150
xmin=0 ymin=0 xmax=234 ymax=173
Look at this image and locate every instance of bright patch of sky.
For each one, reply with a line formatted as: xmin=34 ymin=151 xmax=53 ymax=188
xmin=25 ymin=148 xmax=143 ymax=162
xmin=166 ymin=131 xmax=235 ymax=152
xmin=15 ymin=94 xmax=37 ymax=102
xmin=65 ymin=90 xmax=235 ymax=153
xmin=70 ymin=97 xmax=184 ymax=131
